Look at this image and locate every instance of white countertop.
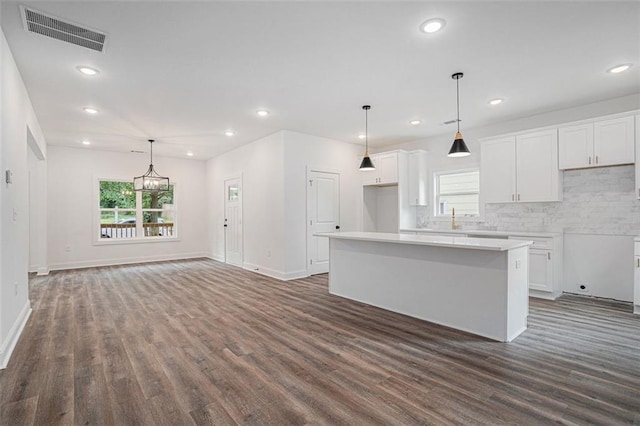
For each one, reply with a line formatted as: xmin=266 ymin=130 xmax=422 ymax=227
xmin=316 ymin=232 xmax=532 ymax=251
xmin=400 ymin=228 xmax=562 ymax=238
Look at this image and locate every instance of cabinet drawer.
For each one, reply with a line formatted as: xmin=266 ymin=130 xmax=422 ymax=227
xmin=509 ymin=236 xmax=552 ymax=249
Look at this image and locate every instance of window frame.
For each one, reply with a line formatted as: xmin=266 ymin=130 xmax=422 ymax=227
xmin=433 ymin=168 xmax=480 ymax=218
xmin=94 ymin=177 xmax=179 ymax=245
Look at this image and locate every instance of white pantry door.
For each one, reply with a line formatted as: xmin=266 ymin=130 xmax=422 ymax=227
xmin=307 ymin=170 xmax=340 ymax=275
xmin=224 ymin=177 xmax=243 ymax=267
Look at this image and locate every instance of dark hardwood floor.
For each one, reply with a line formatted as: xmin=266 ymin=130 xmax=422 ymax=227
xmin=1 ymin=258 xmax=639 ymax=425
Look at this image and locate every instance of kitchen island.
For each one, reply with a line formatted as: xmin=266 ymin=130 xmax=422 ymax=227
xmin=319 ymin=232 xmax=532 ymax=342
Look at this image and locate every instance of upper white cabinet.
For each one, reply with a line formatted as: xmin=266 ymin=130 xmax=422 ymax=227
xmin=481 ymin=130 xmax=561 ymax=203
xmin=516 ymin=130 xmax=561 ymax=202
xmin=559 ymin=115 xmax=635 ymax=169
xmin=480 ymin=136 xmax=517 ymax=203
xmin=362 ymin=151 xmax=399 ymax=186
xmin=407 ymin=150 xmax=428 ymax=206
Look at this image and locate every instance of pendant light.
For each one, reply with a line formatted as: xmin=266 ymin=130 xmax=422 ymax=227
xmin=359 ymin=105 xmax=375 ymax=171
xmin=134 ymin=139 xmax=170 ymax=191
xmin=448 ymin=72 xmax=471 ymax=157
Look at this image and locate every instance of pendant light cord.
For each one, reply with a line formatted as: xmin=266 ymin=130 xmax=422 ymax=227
xmin=149 ymin=139 xmax=154 ymax=167
xmin=365 ymin=108 xmax=369 ymax=153
xmin=456 ymin=77 xmax=460 ymax=133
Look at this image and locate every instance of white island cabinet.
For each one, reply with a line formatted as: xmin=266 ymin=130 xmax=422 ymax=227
xmin=319 ymin=232 xmax=531 ymax=342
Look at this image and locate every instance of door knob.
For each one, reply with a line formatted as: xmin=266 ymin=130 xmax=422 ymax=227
xmin=223 ymin=224 xmax=227 ymax=227
xmin=336 ymin=225 xmax=340 ymax=230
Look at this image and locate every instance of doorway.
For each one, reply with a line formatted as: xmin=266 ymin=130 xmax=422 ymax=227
xmin=224 ymin=177 xmax=243 ymax=266
xmin=307 ymin=169 xmax=340 ymax=275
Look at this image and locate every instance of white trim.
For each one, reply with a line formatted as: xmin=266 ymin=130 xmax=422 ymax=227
xmin=48 ymin=252 xmax=209 ymax=271
xmin=208 ymin=253 xmax=225 ymax=262
xmin=0 ymin=301 xmax=32 ymax=369
xmin=529 ymin=290 xmax=561 ymax=300
xmin=37 ymin=267 xmax=50 ymax=276
xmin=243 ymin=262 xmax=309 ymax=281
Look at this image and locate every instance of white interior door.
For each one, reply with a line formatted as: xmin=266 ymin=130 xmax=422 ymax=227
xmin=307 ymin=170 xmax=340 ymax=275
xmin=224 ymin=177 xmax=243 ymax=266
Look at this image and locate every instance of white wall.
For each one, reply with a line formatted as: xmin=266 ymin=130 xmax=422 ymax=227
xmin=283 ymin=131 xmax=362 ymax=276
xmin=0 ymin=27 xmax=47 ymax=368
xmin=206 ymin=130 xmax=362 ymax=280
xmin=385 ymin=94 xmax=640 ymax=301
xmin=47 ymin=146 xmax=208 ymax=269
xmin=206 ymin=132 xmax=287 ymax=276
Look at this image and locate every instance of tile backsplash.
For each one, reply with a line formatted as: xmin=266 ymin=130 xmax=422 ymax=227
xmin=420 ymin=165 xmax=640 ymax=235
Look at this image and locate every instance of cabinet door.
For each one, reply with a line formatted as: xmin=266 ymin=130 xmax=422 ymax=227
xmin=636 ymin=116 xmax=640 ymax=199
xmin=594 ymin=116 xmax=635 ymax=167
xmin=516 ymin=130 xmax=561 ymax=202
xmin=408 ymin=151 xmax=427 ymax=206
xmin=361 ymin=154 xmax=379 ymax=186
xmin=480 ymin=136 xmax=517 ymax=203
xmin=378 ymin=152 xmax=399 ymax=184
xmin=529 ymin=249 xmax=553 ymax=292
xmin=558 ymin=123 xmax=593 ymax=169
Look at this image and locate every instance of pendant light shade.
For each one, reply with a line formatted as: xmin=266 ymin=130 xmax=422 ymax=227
xmin=448 ymin=72 xmax=471 ymax=158
xmin=134 ymin=139 xmax=170 ymax=191
xmin=359 ymin=105 xmax=376 ymax=171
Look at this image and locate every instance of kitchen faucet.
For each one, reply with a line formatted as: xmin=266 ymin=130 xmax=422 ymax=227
xmin=451 ymin=208 xmax=458 ymax=230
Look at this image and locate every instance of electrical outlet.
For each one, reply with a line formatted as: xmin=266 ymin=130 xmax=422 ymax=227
xmin=515 ymin=259 xmax=522 ymax=269
xmin=14 ymin=281 xmax=18 ymax=296
xmin=267 ymin=250 xmax=271 ymax=258
xmin=577 ymin=283 xmax=589 ymax=293
xmin=65 ymin=245 xmax=71 ymax=252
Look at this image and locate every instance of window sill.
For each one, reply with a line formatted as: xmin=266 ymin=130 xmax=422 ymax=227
xmin=93 ymin=237 xmax=180 ymax=246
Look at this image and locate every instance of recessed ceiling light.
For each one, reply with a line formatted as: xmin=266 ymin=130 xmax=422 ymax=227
xmin=488 ymin=98 xmax=504 ymax=106
xmin=410 ymin=120 xmax=422 ymax=126
xmin=256 ymin=109 xmax=270 ymax=117
xmin=186 ymin=151 xmax=194 ymax=157
xmin=420 ymin=18 xmax=446 ymax=34
xmin=608 ymin=64 xmax=632 ymax=74
xmin=81 ymin=140 xmax=91 ymax=145
xmin=358 ymin=134 xmax=366 ymax=140
xmin=77 ymin=66 xmax=99 ymax=76
xmin=224 ymin=130 xmax=235 ymax=137
xmin=83 ymin=107 xmax=98 ymax=114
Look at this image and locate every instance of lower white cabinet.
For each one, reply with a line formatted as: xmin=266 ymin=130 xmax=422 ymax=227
xmin=528 ymin=249 xmax=553 ymax=293
xmin=508 ymin=235 xmax=563 ymax=299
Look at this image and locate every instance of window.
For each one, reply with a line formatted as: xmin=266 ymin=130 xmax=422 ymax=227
xmin=99 ymin=180 xmax=176 ymax=240
xmin=434 ymin=170 xmax=479 ymax=216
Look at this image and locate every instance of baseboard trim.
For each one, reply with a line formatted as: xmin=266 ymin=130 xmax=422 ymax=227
xmin=242 ymin=263 xmax=309 ymax=281
xmin=208 ymin=253 xmax=225 ymax=262
xmin=37 ymin=267 xmax=50 ymax=276
xmin=529 ymin=290 xmax=561 ymax=300
xmin=49 ymin=252 xmax=209 ymax=271
xmin=0 ymin=300 xmax=32 ymax=369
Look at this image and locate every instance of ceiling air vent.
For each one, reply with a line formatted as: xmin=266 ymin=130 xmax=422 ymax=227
xmin=21 ymin=6 xmax=107 ymax=52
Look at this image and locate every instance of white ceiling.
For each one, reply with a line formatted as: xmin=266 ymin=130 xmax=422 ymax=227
xmin=1 ymin=1 xmax=639 ymax=159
